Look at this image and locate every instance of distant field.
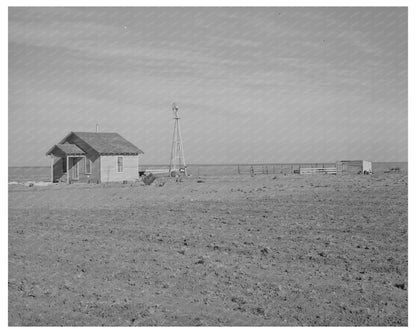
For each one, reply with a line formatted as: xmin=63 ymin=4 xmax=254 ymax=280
xmin=8 ymin=167 xmax=52 ymax=183
xmin=8 ymin=162 xmax=408 ymax=183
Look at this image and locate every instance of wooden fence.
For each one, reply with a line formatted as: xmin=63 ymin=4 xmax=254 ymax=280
xmin=140 ymin=164 xmax=337 ymax=177
xmin=144 ymin=169 xmax=170 ymax=175
xmin=237 ymin=164 xmax=335 ymax=175
xmin=237 ymin=165 xmax=280 ymax=175
xmin=299 ymin=167 xmax=337 ymax=175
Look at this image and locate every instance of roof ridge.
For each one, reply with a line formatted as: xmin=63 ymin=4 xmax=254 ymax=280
xmin=72 ymin=131 xmax=119 ymax=134
xmin=70 ymin=132 xmax=143 ymax=155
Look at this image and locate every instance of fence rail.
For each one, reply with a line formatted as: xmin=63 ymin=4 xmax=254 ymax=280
xmin=144 ymin=169 xmax=170 ymax=175
xmin=140 ymin=164 xmax=337 ymax=177
xmin=236 ymin=164 xmax=335 ymax=175
xmin=300 ymin=167 xmax=337 ymax=175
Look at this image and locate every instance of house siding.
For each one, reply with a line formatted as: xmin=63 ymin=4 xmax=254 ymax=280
xmin=59 ymin=133 xmax=102 ymax=183
xmin=52 ymin=155 xmax=101 ymax=183
xmin=52 ymin=156 xmax=67 ymax=183
xmin=100 ymin=155 xmax=139 ymax=183
xmin=74 ymin=156 xmax=101 ymax=183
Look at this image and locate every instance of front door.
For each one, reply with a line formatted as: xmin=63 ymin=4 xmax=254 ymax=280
xmin=71 ymin=157 xmax=79 ymax=181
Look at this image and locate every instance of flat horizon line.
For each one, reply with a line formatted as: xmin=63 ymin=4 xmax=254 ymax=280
xmin=9 ymin=161 xmax=409 ymax=168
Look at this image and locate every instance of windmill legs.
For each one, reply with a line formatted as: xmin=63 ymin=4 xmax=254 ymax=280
xmin=169 ymin=117 xmax=187 ymax=177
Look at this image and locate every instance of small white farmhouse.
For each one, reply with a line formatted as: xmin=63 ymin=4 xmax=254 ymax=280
xmin=46 ymin=132 xmax=144 ymax=183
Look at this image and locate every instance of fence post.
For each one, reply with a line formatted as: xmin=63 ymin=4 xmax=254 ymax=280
xmin=237 ymin=165 xmax=240 ymax=175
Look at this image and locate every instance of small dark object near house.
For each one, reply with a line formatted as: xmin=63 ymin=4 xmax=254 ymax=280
xmin=385 ymin=167 xmax=401 ymax=174
xmin=142 ymin=173 xmax=156 ymax=185
xmin=394 ymin=283 xmax=406 ymax=290
xmin=195 ymin=257 xmax=205 ymax=265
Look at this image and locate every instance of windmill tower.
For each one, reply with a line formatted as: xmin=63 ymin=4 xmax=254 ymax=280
xmin=169 ymin=103 xmax=187 ymax=176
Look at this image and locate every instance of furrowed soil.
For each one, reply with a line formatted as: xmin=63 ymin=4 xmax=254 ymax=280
xmin=8 ymin=173 xmax=408 ymax=326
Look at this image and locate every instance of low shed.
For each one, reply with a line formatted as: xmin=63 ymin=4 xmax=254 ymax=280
xmin=336 ymin=160 xmax=372 ymax=174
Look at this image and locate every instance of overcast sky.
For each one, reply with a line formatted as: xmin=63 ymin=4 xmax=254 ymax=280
xmin=9 ymin=7 xmax=407 ymax=166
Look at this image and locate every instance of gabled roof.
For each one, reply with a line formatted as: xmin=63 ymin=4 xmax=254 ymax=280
xmin=46 ymin=143 xmax=86 ymax=156
xmin=63 ymin=132 xmax=144 ymax=155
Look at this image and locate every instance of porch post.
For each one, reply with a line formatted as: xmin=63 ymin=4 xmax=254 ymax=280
xmin=50 ymin=154 xmax=54 ymax=183
xmin=67 ymin=155 xmax=69 ymax=184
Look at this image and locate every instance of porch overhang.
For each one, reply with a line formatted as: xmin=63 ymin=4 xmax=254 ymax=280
xmin=46 ymin=143 xmax=86 ymax=157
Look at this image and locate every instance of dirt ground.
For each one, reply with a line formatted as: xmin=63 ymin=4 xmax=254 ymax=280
xmin=8 ymin=172 xmax=408 ymax=326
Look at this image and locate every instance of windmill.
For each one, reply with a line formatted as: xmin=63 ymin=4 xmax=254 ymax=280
xmin=169 ymin=103 xmax=187 ymax=176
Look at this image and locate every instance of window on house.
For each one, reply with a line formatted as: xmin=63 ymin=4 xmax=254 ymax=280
xmin=117 ymin=156 xmax=124 ymax=172
xmin=62 ymin=158 xmax=67 ymax=173
xmin=85 ymin=158 xmax=92 ymax=174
